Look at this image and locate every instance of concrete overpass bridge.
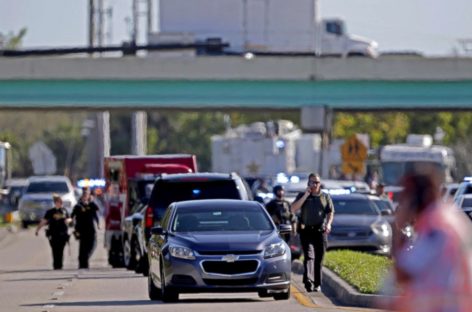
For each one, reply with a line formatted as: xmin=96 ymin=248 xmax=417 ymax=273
xmin=1 ymin=55 xmax=471 ymax=176
xmin=1 ymin=56 xmax=472 ymax=110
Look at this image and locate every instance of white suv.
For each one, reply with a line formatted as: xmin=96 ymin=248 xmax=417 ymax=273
xmin=18 ymin=176 xmax=77 ymax=228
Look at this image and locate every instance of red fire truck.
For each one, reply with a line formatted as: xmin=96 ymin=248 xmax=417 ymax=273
xmin=104 ymin=154 xmax=197 ymax=267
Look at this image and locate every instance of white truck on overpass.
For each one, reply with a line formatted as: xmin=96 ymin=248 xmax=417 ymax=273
xmin=155 ymin=0 xmax=378 ymax=57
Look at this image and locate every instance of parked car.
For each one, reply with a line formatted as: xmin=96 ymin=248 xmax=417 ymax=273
xmin=456 ymin=194 xmax=472 ymax=222
xmin=147 ymin=199 xmax=292 ymax=302
xmin=328 ymin=193 xmax=392 ymax=255
xmin=6 ymin=178 xmax=28 ymax=211
xmin=368 ymin=194 xmax=415 ymax=252
xmin=18 ymin=176 xmax=77 ymax=228
xmin=137 ymin=172 xmax=253 ymax=275
xmin=453 ymin=179 xmax=472 ymax=206
xmin=442 ymin=182 xmax=459 ymax=202
xmin=122 ymin=176 xmax=155 ymax=271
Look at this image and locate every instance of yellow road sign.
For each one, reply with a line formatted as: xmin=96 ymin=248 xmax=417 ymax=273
xmin=341 ymin=161 xmax=366 ymax=175
xmin=341 ymin=135 xmax=368 ymax=162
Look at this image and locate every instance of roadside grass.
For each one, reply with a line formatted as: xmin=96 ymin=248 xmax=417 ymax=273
xmin=324 ymin=250 xmax=393 ymax=294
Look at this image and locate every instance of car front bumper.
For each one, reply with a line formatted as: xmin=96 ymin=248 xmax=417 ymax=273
xmin=328 ymin=233 xmax=392 ymax=255
xmin=161 ymin=251 xmax=292 ymax=294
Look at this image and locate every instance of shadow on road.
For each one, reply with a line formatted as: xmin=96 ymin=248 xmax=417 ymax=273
xmin=6 ymin=277 xmax=74 ymax=282
xmin=22 ymin=297 xmax=264 ymax=307
xmin=0 ymin=268 xmax=76 ymax=274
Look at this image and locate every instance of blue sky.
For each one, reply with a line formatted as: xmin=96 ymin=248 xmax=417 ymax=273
xmin=1 ymin=0 xmax=471 ymax=55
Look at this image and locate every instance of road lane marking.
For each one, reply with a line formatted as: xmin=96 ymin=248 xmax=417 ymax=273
xmin=291 ymin=284 xmax=318 ymax=308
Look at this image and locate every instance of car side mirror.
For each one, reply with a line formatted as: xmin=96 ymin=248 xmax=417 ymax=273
xmin=381 ymin=209 xmax=393 ymax=216
xmin=151 ymin=226 xmax=166 ymax=235
xmin=278 ymin=224 xmax=292 ymax=234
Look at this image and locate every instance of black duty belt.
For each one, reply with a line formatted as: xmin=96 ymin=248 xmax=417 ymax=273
xmin=302 ymin=225 xmax=322 ymax=231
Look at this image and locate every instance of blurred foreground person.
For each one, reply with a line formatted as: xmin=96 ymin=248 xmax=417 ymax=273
xmin=385 ymin=172 xmax=472 ymax=311
xmin=35 ymin=195 xmax=71 ymax=270
xmin=72 ymin=187 xmax=100 ymax=269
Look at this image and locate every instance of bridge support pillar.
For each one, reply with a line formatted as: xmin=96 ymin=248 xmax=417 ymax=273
xmin=300 ymin=106 xmax=333 ymax=178
xmin=85 ymin=111 xmax=110 ymax=178
xmin=131 ymin=111 xmax=147 ymax=155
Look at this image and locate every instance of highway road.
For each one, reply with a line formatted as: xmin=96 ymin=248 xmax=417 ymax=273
xmin=0 ymin=226 xmax=384 ymax=312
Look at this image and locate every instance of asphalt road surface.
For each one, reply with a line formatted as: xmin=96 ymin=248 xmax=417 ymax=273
xmin=0 ymin=226 xmax=384 ymax=312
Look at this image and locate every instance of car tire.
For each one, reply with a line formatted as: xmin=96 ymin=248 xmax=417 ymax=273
xmin=109 ymin=237 xmax=125 ymax=268
xmin=134 ymin=247 xmax=145 ymax=274
xmin=124 ymin=237 xmax=137 ymax=270
xmin=139 ymin=252 xmax=149 ymax=276
xmin=160 ymin=265 xmax=179 ymax=302
xmin=273 ymin=288 xmax=290 ymax=300
xmin=21 ymin=220 xmax=29 ymax=229
xmin=257 ymin=289 xmax=272 ymax=298
xmin=148 ymin=274 xmax=161 ymax=300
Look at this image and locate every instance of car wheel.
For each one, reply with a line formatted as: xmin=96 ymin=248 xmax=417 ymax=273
xmin=134 ymin=243 xmax=145 ymax=274
xmin=140 ymin=253 xmax=149 ymax=276
xmin=160 ymin=265 xmax=178 ymax=302
xmin=109 ymin=237 xmax=125 ymax=268
xmin=21 ymin=220 xmax=29 ymax=229
xmin=273 ymin=288 xmax=290 ymax=300
xmin=148 ymin=274 xmax=161 ymax=300
xmin=123 ymin=237 xmax=131 ymax=269
xmin=124 ymin=237 xmax=137 ymax=270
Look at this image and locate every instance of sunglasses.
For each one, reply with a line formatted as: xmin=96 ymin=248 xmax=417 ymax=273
xmin=308 ymin=181 xmax=321 ymax=186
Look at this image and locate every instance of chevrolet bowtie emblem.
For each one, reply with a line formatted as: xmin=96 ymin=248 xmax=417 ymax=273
xmin=222 ymin=254 xmax=238 ymax=263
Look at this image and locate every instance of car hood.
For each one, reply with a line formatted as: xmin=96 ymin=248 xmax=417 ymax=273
xmin=21 ymin=193 xmax=63 ymax=201
xmin=348 ymin=34 xmax=377 ymax=47
xmin=170 ymin=231 xmax=279 ymax=252
xmin=332 ymin=214 xmax=382 ymax=227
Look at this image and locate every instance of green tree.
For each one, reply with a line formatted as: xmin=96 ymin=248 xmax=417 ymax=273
xmin=0 ymin=28 xmax=27 ymax=49
xmin=333 ymin=112 xmax=410 ymax=147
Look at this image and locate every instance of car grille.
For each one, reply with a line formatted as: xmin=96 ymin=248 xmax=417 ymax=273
xmin=203 ymin=278 xmax=258 ymax=286
xmin=202 ymin=260 xmax=258 ymax=275
xmin=331 ymin=226 xmax=372 ymax=239
xmin=171 ymin=274 xmax=196 ymax=286
xmin=197 ymin=250 xmax=261 ymax=256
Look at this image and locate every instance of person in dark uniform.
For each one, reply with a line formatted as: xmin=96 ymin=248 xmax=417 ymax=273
xmin=71 ymin=187 xmax=100 ymax=269
xmin=291 ymin=173 xmax=334 ymax=292
xmin=35 ymin=194 xmax=71 ymax=270
xmin=265 ymin=185 xmax=296 ymax=242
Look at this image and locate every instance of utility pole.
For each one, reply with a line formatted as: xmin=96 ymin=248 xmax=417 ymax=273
xmin=88 ymin=0 xmax=96 ymax=50
xmin=132 ymin=0 xmax=139 ymax=44
xmin=131 ymin=111 xmax=147 ymax=156
xmin=147 ymin=0 xmax=153 ymax=38
xmin=97 ymin=0 xmax=104 ymax=47
xmin=85 ymin=112 xmax=110 ymax=178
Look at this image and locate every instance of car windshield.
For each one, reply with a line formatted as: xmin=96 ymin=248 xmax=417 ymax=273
xmin=26 ymin=181 xmax=69 ymax=193
xmin=149 ymin=180 xmax=241 ymax=209
xmin=372 ymin=199 xmax=393 ymax=212
xmin=381 ymin=161 xmax=443 ymax=186
xmin=332 ymin=198 xmax=379 ymax=215
xmin=171 ymin=205 xmax=273 ymax=232
xmin=137 ymin=180 xmax=154 ymax=204
xmin=462 ymin=198 xmax=472 ymax=209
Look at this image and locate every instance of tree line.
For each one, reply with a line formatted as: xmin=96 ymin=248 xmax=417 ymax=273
xmin=0 ymin=110 xmax=471 ymax=180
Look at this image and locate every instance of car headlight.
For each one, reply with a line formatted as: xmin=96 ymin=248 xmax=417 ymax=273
xmin=169 ymin=246 xmax=195 ymax=260
xmin=371 ymin=221 xmax=391 ymax=237
xmin=264 ymin=242 xmax=286 ymax=259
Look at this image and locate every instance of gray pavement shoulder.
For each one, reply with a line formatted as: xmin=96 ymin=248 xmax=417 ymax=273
xmin=0 ymin=224 xmax=18 ymax=243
